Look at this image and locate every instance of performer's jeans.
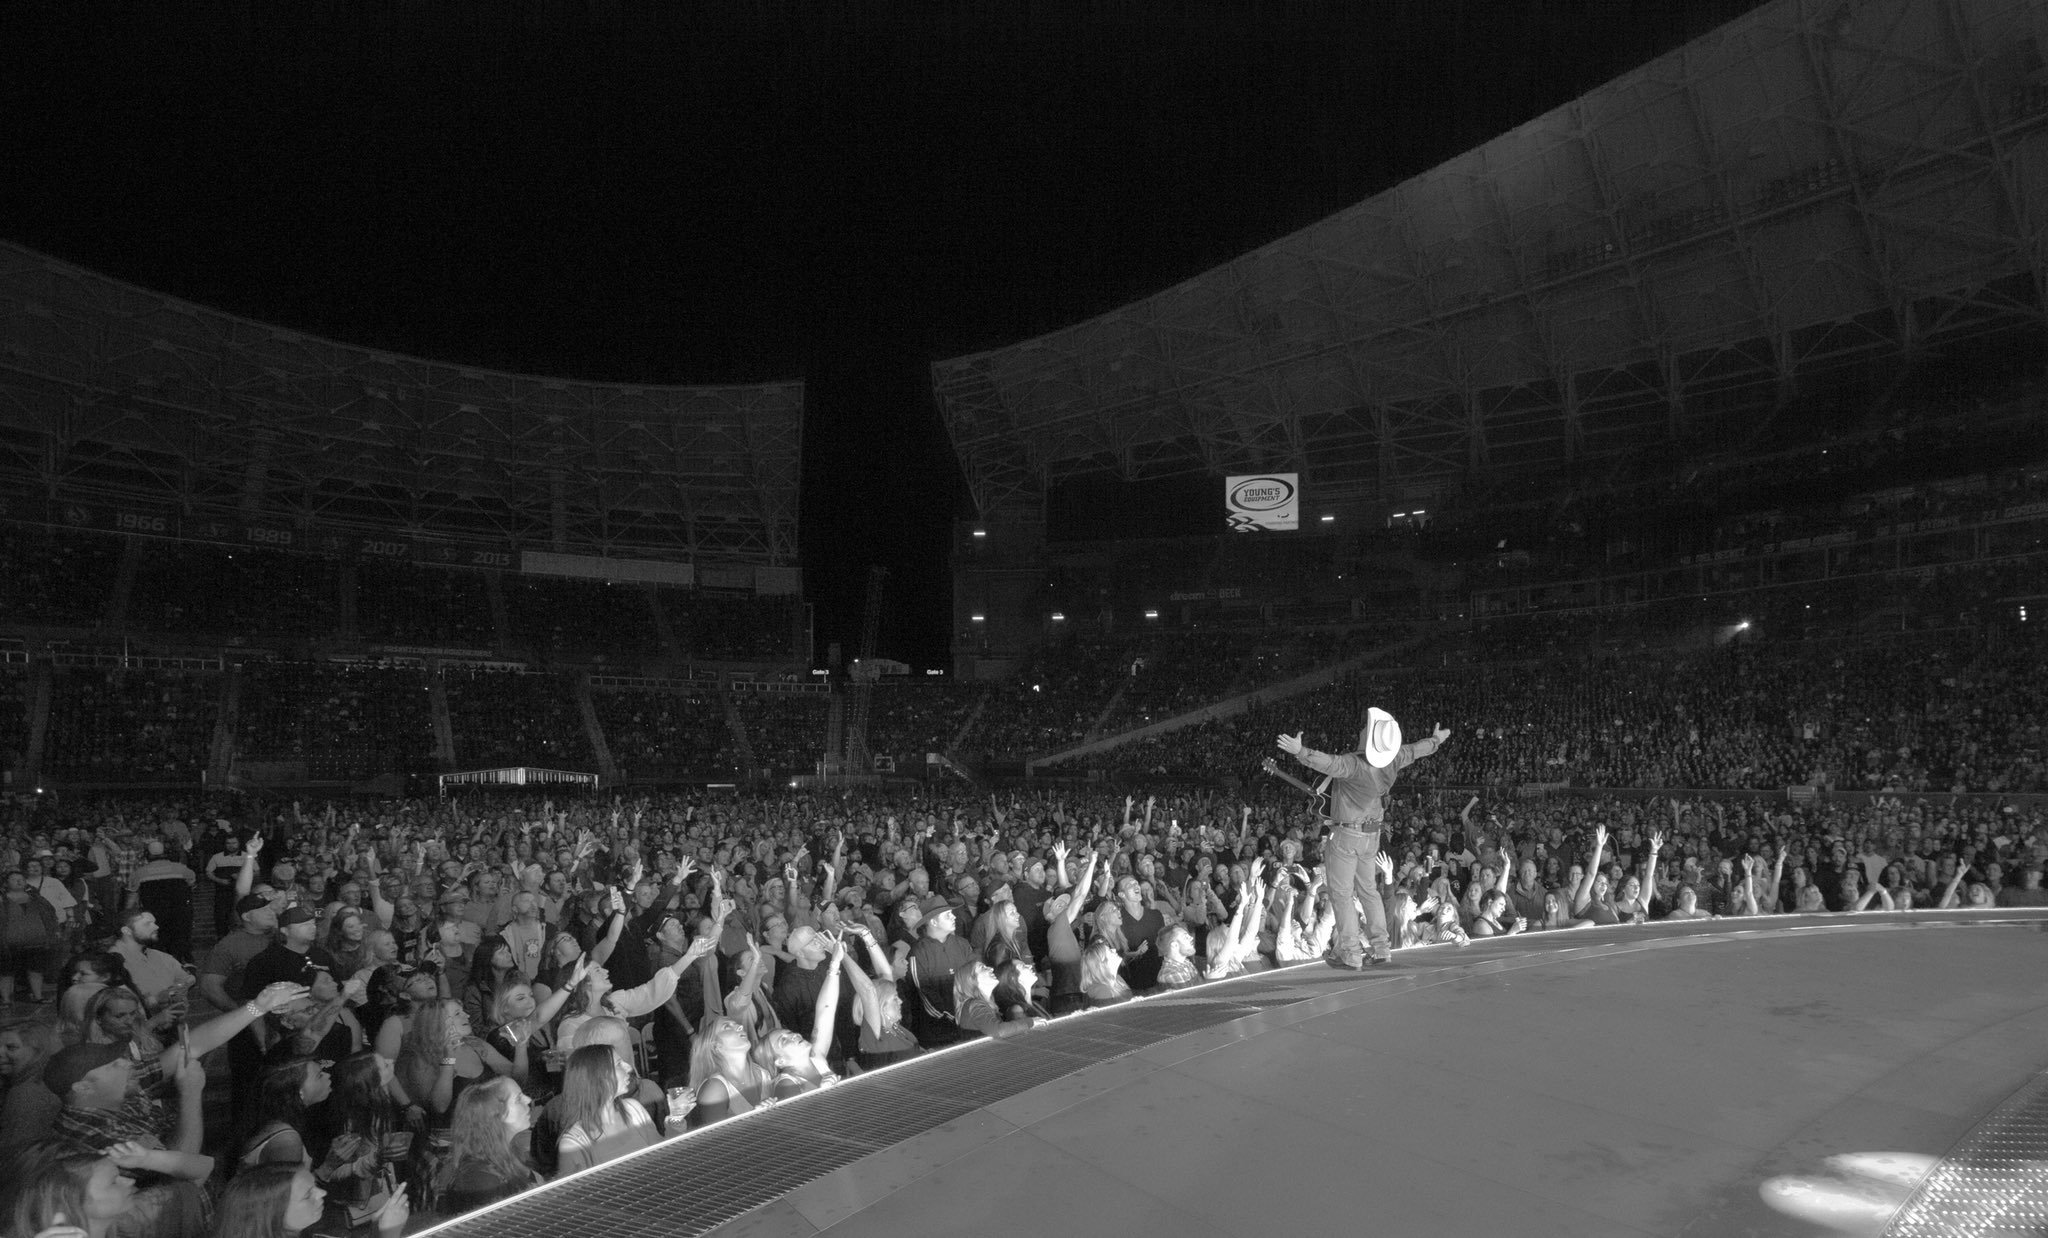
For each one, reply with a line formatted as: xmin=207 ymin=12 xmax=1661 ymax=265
xmin=1325 ymin=823 xmax=1391 ymax=963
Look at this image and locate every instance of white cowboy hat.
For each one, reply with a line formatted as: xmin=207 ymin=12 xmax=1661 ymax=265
xmin=1358 ymin=707 xmax=1402 ymax=768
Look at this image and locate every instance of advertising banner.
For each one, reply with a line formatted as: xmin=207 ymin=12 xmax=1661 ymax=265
xmin=521 ymin=550 xmax=693 ymax=586
xmin=1224 ymin=473 xmax=1298 ymax=532
xmin=699 ymin=564 xmax=754 ymax=591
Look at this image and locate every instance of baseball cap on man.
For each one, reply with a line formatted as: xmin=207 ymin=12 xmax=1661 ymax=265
xmin=279 ymin=905 xmax=317 ymax=927
xmin=1358 ymin=707 xmax=1402 ymax=769
xmin=45 ymin=1041 xmax=131 ymax=1098
xmin=235 ymin=893 xmax=274 ymax=916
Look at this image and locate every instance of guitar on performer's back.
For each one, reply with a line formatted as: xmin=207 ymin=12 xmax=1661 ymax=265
xmin=1260 ymin=756 xmax=1330 ymax=818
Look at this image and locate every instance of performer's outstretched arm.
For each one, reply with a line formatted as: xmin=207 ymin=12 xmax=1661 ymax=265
xmin=1399 ymin=724 xmax=1453 ymax=766
xmin=1276 ymin=732 xmax=1368 ymax=780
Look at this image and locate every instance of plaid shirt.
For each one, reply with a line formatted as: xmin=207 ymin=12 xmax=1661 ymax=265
xmin=111 ymin=843 xmax=140 ymax=886
xmin=52 ymin=1055 xmax=173 ymax=1150
xmin=53 ymin=1099 xmax=161 ymax=1152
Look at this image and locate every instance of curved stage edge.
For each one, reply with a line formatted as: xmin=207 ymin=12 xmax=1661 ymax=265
xmin=414 ymin=909 xmax=2048 ymax=1238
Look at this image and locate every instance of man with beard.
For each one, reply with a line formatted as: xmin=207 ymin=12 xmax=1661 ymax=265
xmin=110 ymin=908 xmax=189 ymax=1009
xmin=129 ymin=840 xmax=198 ymax=962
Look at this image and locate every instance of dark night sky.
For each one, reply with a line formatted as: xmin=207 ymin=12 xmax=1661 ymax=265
xmin=0 ymin=0 xmax=1762 ymax=666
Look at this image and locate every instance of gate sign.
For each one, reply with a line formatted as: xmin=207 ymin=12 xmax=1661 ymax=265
xmin=1224 ymin=474 xmax=1298 ymax=532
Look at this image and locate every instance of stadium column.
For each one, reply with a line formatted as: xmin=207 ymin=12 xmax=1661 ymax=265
xmin=107 ymin=536 xmax=141 ymax=628
xmin=206 ymin=666 xmax=240 ymax=785
xmin=337 ymin=559 xmax=359 ymax=639
xmin=485 ymin=571 xmax=513 ymax=651
xmin=429 ymin=666 xmax=457 ymax=770
xmin=575 ymin=675 xmax=618 ymax=782
xmin=20 ymin=662 xmax=52 ymax=788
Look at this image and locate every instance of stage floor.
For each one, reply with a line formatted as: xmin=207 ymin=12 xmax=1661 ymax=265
xmin=421 ymin=911 xmax=2048 ymax=1238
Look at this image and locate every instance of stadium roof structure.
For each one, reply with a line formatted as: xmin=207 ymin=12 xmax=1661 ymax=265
xmin=934 ymin=0 xmax=2048 ymax=522
xmin=0 ymin=243 xmax=803 ymax=564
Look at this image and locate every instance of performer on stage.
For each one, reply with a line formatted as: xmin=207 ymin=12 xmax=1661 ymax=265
xmin=1277 ymin=708 xmax=1449 ymax=969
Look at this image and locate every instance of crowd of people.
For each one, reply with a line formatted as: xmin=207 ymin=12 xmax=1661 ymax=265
xmin=588 ymin=693 xmax=743 ymax=781
xmin=128 ymin=549 xmax=336 ymax=642
xmin=0 ymin=527 xmax=123 ymax=628
xmin=1097 ymin=623 xmax=2048 ymax=793
xmin=235 ymin=667 xmax=438 ymax=785
xmin=0 ymin=770 xmax=2037 ymax=1238
xmin=2 ymin=664 xmax=834 ymax=789
xmin=353 ymin=565 xmax=496 ymax=652
xmin=0 ymin=527 xmax=798 ymax=666
xmin=859 ymin=683 xmax=980 ymax=768
xmin=41 ymin=674 xmax=218 ymax=787
xmin=674 ymin=595 xmax=799 ymax=663
xmin=440 ymin=669 xmax=595 ymax=773
xmin=729 ymin=696 xmax=828 ymax=776
xmin=502 ymin=580 xmax=665 ymax=661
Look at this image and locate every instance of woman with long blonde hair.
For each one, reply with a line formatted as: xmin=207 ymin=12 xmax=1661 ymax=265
xmin=1079 ymin=940 xmax=1130 ymax=1008
xmin=686 ymin=1016 xmax=774 ymax=1129
xmin=552 ymin=1044 xmax=656 ymax=1177
xmin=953 ymin=960 xmax=1040 ymax=1038
xmin=395 ymin=999 xmax=499 ymax=1123
xmin=7 ymin=1149 xmax=137 ymax=1238
xmin=430 ymin=1077 xmax=538 ymax=1216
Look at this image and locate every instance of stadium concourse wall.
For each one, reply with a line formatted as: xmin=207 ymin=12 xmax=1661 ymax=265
xmin=1025 ymin=634 xmax=1426 ymax=774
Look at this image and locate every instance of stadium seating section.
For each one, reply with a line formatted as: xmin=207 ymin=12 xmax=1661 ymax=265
xmin=732 ymin=693 xmax=829 ymax=776
xmin=504 ymin=576 xmax=665 ymax=658
xmin=355 ymin=560 xmax=497 ymax=649
xmin=0 ymin=527 xmax=796 ymax=665
xmin=0 ymin=523 xmax=119 ymax=624
xmin=40 ymin=667 xmax=219 ymax=783
xmin=862 ymin=681 xmax=983 ymax=763
xmin=236 ymin=662 xmax=438 ymax=781
xmin=589 ymin=688 xmax=743 ymax=779
xmin=441 ymin=666 xmax=595 ymax=770
xmin=0 ymin=386 xmax=2043 ymax=789
xmin=128 ymin=543 xmax=337 ymax=638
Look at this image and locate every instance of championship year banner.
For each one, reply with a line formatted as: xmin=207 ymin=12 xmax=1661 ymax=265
xmin=1224 ymin=473 xmax=1298 ymax=532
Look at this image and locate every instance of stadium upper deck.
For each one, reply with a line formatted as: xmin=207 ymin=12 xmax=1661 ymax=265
xmin=933 ymin=0 xmax=2048 ymax=527
xmin=0 ymin=242 xmax=803 ymax=568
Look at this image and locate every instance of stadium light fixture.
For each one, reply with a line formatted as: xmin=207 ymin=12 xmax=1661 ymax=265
xmin=1737 ymin=620 xmax=1751 ymax=630
xmin=1412 ymin=509 xmax=1425 ymax=515
xmin=971 ymin=528 xmax=987 ymax=538
xmin=1050 ymin=612 xmax=1065 ymax=622
xmin=1392 ymin=511 xmax=1407 ymax=518
xmin=1144 ymin=609 xmax=1159 ymax=619
xmin=1319 ymin=514 xmax=1335 ymax=523
xmin=970 ymin=613 xmax=985 ymax=623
